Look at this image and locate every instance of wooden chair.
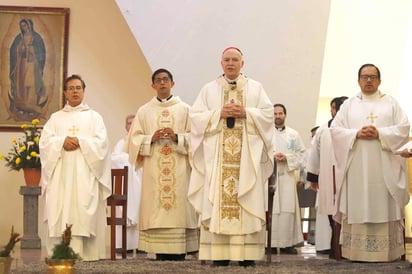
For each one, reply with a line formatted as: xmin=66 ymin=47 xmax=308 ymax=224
xmin=297 ymin=186 xmax=316 ymax=244
xmin=106 ymin=166 xmax=128 ymax=260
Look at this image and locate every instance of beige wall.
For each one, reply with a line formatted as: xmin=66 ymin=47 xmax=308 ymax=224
xmin=0 ymin=0 xmax=153 ymax=245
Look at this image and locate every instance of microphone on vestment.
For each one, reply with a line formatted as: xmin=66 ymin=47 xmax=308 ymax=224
xmin=227 ymin=81 xmax=236 ymax=128
xmin=227 ymin=117 xmax=235 ymax=128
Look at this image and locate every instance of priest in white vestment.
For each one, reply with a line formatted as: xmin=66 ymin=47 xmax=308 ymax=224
xmin=111 ymin=114 xmax=142 ymax=251
xmin=306 ymin=96 xmax=347 ymax=256
xmin=125 ymin=69 xmax=198 ymax=261
xmin=270 ymin=104 xmax=305 ymax=254
xmin=40 ymin=74 xmax=111 ymax=261
xmin=330 ymin=64 xmax=410 ymax=262
xmin=188 ymin=47 xmax=274 ymax=267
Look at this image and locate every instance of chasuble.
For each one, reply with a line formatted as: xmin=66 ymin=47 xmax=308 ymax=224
xmin=40 ymin=103 xmax=111 ymax=261
xmin=330 ymin=91 xmax=410 ymax=261
xmin=189 ymin=75 xmax=274 ymax=261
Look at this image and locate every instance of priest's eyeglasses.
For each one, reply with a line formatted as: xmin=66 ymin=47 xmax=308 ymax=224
xmin=66 ymin=85 xmax=83 ymax=91
xmin=154 ymin=77 xmax=171 ymax=84
xmin=359 ymin=75 xmax=379 ymax=81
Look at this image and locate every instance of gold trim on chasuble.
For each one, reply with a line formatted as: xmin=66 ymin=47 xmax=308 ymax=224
xmin=157 ymin=108 xmax=176 ymax=211
xmin=220 ymin=84 xmax=243 ymax=226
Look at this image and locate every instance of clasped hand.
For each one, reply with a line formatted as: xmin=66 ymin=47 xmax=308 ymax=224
xmin=63 ymin=136 xmax=80 ymax=151
xmin=221 ymin=101 xmax=246 ymax=119
xmin=356 ymin=125 xmax=379 ymax=140
xmin=274 ymin=152 xmax=286 ymax=162
xmin=152 ymin=127 xmax=177 ymax=143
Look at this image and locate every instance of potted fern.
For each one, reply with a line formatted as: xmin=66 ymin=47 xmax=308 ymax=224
xmin=0 ymin=226 xmax=21 ymax=274
xmin=45 ymin=224 xmax=81 ymax=274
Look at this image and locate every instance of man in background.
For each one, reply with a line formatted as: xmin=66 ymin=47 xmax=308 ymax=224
xmin=306 ymin=96 xmax=348 ymax=257
xmin=270 ymin=103 xmax=305 ymax=255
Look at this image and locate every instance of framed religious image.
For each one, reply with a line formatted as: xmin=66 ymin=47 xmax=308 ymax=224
xmin=0 ymin=6 xmax=69 ymax=131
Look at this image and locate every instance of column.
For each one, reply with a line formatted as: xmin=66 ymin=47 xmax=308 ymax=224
xmin=19 ymin=186 xmax=41 ymax=249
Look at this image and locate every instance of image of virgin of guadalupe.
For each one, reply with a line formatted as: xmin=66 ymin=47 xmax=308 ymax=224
xmin=9 ymin=18 xmax=48 ymax=121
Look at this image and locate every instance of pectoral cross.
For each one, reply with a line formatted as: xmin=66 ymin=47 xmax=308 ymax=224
xmin=68 ymin=125 xmax=79 ymax=136
xmin=366 ymin=112 xmax=378 ymax=124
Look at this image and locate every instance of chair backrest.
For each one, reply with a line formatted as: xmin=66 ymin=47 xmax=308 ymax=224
xmin=107 ymin=166 xmax=129 ymax=260
xmin=111 ymin=166 xmax=128 ymax=197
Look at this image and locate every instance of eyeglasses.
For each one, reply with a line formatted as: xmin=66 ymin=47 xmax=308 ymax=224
xmin=66 ymin=86 xmax=83 ymax=91
xmin=359 ymin=75 xmax=379 ymax=81
xmin=154 ymin=77 xmax=171 ymax=84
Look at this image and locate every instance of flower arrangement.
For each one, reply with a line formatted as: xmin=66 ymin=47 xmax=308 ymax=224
xmin=0 ymin=226 xmax=21 ymax=257
xmin=0 ymin=119 xmax=41 ymax=171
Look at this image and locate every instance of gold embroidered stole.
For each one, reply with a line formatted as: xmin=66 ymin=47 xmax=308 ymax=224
xmin=156 ymin=107 xmax=176 ymax=211
xmin=218 ymin=76 xmax=246 ymax=232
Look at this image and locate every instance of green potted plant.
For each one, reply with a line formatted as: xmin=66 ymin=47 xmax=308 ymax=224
xmin=45 ymin=224 xmax=81 ymax=274
xmin=0 ymin=119 xmax=42 ymax=186
xmin=0 ymin=226 xmax=21 ymax=274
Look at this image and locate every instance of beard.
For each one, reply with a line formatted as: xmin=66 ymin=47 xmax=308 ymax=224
xmin=275 ymin=118 xmax=284 ymax=127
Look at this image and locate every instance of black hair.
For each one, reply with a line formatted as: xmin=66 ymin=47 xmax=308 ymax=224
xmin=311 ymin=126 xmax=319 ymax=133
xmin=64 ymin=74 xmax=86 ymax=90
xmin=358 ymin=64 xmax=381 ymax=79
xmin=152 ymin=68 xmax=173 ymax=84
xmin=273 ymin=103 xmax=287 ymax=115
xmin=331 ymin=96 xmax=348 ymax=112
